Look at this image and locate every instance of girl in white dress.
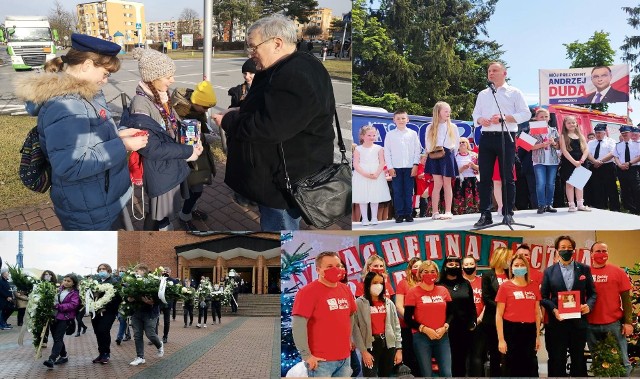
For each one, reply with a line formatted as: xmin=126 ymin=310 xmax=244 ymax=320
xmin=353 ymin=126 xmax=391 ymax=225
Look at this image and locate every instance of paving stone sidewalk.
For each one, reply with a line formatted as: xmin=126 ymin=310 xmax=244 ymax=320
xmin=0 ymin=161 xmax=351 ymax=231
xmin=0 ymin=316 xmax=279 ymax=379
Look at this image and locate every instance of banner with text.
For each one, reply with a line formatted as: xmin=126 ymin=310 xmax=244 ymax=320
xmin=539 ymin=64 xmax=629 ymax=106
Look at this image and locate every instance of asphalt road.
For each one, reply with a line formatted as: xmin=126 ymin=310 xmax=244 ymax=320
xmin=0 ymin=49 xmax=352 ymax=161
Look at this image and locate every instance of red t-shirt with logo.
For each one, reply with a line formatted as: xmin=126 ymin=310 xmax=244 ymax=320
xmin=468 ymin=276 xmax=484 ymax=317
xmin=292 ymin=280 xmax=356 ymax=361
xmin=529 ymin=268 xmax=543 ymax=288
xmin=496 ymin=272 xmax=508 ymax=286
xmin=495 ymin=281 xmax=541 ymax=323
xmin=588 ymin=264 xmax=632 ymax=325
xmin=405 ymin=285 xmax=451 ymax=333
xmin=395 ymin=279 xmax=415 ymax=328
xmin=355 ymin=276 xmax=396 ymax=298
xmin=370 ymin=300 xmax=387 ymax=335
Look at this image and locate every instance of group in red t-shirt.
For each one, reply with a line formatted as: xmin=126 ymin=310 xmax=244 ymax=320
xmin=588 ymin=264 xmax=632 ymax=325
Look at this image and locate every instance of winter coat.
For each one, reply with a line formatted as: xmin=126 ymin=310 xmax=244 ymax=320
xmin=55 ymin=288 xmax=80 ymax=321
xmin=228 ymin=82 xmax=249 ymax=108
xmin=0 ymin=277 xmax=13 ymax=310
xmin=221 ymin=51 xmax=335 ymax=209
xmin=14 ymin=73 xmax=131 ymax=230
xmin=124 ymin=112 xmax=192 ymax=198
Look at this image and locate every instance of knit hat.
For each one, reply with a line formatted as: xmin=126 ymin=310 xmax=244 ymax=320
xmin=190 ymin=81 xmax=217 ymax=108
xmin=132 ymin=48 xmax=176 ymax=82
xmin=242 ymin=59 xmax=257 ymax=73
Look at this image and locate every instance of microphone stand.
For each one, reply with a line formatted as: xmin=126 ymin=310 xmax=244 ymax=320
xmin=473 ymin=83 xmax=534 ymax=231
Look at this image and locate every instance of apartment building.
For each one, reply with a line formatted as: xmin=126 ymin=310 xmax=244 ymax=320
xmin=76 ymin=0 xmax=145 ymax=46
xmin=295 ymin=8 xmax=332 ymax=40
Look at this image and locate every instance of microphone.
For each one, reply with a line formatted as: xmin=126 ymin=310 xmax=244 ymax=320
xmin=487 ymin=81 xmax=497 ymax=93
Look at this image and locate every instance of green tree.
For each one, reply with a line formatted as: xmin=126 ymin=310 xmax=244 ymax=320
xmin=354 ymin=0 xmax=502 ymax=119
xmin=303 ymin=25 xmax=322 ymax=40
xmin=564 ymin=31 xmax=615 ymax=112
xmin=211 ymin=0 xmax=261 ymax=41
xmin=622 ymin=5 xmax=640 ymax=99
xmin=261 ymin=0 xmax=318 ymax=24
xmin=352 ymin=0 xmax=423 ymax=113
xmin=49 ymin=0 xmax=76 ymax=44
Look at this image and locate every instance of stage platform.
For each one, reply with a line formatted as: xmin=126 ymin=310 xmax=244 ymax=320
xmin=352 ymin=208 xmax=640 ymax=231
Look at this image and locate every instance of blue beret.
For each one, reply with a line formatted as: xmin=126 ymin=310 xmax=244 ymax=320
xmin=594 ymin=123 xmax=607 ymax=132
xmin=71 ymin=33 xmax=121 ymax=56
xmin=620 ymin=125 xmax=632 ymax=133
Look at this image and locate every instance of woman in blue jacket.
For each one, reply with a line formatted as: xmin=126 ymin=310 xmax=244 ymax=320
xmin=14 ymin=34 xmax=148 ymax=230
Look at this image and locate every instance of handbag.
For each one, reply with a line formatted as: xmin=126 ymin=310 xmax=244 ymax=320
xmin=280 ymin=110 xmax=352 ymax=229
xmin=428 ymin=146 xmax=445 ymax=159
xmin=65 ymin=319 xmax=76 ymax=336
xmin=428 ymin=129 xmax=447 ymax=159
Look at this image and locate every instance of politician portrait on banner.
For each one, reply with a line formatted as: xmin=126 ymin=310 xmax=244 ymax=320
xmin=539 ymin=64 xmax=629 ymax=106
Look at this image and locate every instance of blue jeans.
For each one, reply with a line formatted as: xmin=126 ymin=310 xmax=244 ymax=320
xmin=391 ymin=167 xmax=414 ymax=217
xmin=413 ymin=332 xmax=452 ymax=377
xmin=116 ymin=313 xmax=129 ymax=340
xmin=587 ymin=321 xmax=631 ymax=376
xmin=534 ymin=164 xmax=558 ymax=207
xmin=306 ymin=357 xmax=351 ymax=377
xmin=258 ymin=205 xmax=301 ymax=231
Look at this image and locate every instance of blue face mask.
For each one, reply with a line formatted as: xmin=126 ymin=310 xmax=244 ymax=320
xmin=119 ymin=272 xmax=125 ymax=277
xmin=512 ymin=267 xmax=528 ymax=277
xmin=98 ymin=271 xmax=109 ymax=279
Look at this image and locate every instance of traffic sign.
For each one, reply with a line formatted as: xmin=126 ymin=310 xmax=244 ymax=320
xmin=136 ymin=23 xmax=141 ymax=30
xmin=169 ymin=31 xmax=174 ymax=37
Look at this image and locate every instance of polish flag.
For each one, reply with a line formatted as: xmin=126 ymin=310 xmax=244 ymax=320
xmin=517 ymin=132 xmax=538 ymax=151
xmin=529 ymin=121 xmax=549 ymax=135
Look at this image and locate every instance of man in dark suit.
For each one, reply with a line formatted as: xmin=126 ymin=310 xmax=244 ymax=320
xmin=541 ymin=235 xmax=597 ymax=377
xmin=578 ymin=66 xmax=629 ymax=104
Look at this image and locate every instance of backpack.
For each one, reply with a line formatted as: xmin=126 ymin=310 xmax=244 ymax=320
xmin=19 ymin=125 xmax=52 ymax=193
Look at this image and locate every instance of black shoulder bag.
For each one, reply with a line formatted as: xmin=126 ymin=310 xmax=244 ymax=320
xmin=280 ymin=110 xmax=352 ymax=229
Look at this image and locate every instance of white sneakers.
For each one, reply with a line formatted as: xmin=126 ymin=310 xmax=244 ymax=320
xmin=130 ymin=357 xmax=146 ymax=366
xmin=203 ymin=324 xmax=207 ymax=328
xmin=361 ymin=219 xmax=370 ymax=226
xmin=157 ymin=342 xmax=164 ymax=357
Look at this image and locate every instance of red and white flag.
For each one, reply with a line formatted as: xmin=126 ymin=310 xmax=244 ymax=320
xmin=516 ymin=132 xmax=537 ymax=151
xmin=529 ymin=121 xmax=549 ymax=135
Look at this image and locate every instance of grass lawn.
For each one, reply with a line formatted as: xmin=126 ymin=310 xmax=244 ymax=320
xmin=0 ymin=115 xmax=51 ymax=210
xmin=323 ymin=59 xmax=352 ymax=81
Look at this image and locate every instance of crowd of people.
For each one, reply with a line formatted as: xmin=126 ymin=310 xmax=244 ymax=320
xmin=15 ymin=14 xmax=338 ymax=232
xmin=353 ymin=62 xmax=640 ymax=226
xmin=290 ymin=238 xmax=633 ymax=377
xmin=0 ymin=262 xmax=241 ymax=369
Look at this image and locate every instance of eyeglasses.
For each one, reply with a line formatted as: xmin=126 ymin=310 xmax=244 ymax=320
xmin=103 ymin=71 xmax=111 ymax=79
xmin=246 ymin=37 xmax=275 ymax=54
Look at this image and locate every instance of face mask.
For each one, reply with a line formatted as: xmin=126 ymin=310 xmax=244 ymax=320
xmin=558 ymin=249 xmax=574 ymax=261
xmin=119 ymin=272 xmax=125 ymax=277
xmin=98 ymin=271 xmax=109 ymax=279
xmin=370 ymin=283 xmax=384 ymax=296
xmin=512 ymin=267 xmax=527 ymax=277
xmin=370 ymin=267 xmax=385 ymax=275
xmin=214 ymin=285 xmax=220 ymax=290
xmin=421 ymin=273 xmax=438 ymax=285
xmin=592 ymin=252 xmax=608 ymax=265
xmin=462 ymin=266 xmax=476 ymax=275
xmin=163 ymin=273 xmax=169 ymax=277
xmin=445 ymin=266 xmax=461 ymax=277
xmin=411 ymin=268 xmax=419 ymax=278
xmin=44 ymin=274 xmax=52 ymax=281
xmin=323 ymin=267 xmax=345 ymax=283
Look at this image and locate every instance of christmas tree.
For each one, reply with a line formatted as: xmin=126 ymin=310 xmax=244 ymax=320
xmin=590 ymin=332 xmax=627 ymax=377
xmin=280 ymin=233 xmax=311 ymax=377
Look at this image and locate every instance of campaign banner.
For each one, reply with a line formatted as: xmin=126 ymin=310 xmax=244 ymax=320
xmin=357 ymin=231 xmax=523 ymax=291
xmin=539 ymin=64 xmax=629 ymax=106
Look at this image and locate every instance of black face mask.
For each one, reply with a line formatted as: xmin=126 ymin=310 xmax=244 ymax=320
xmin=445 ymin=266 xmax=461 ymax=277
xmin=558 ymin=250 xmax=574 ymax=261
xmin=462 ymin=266 xmax=476 ymax=275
